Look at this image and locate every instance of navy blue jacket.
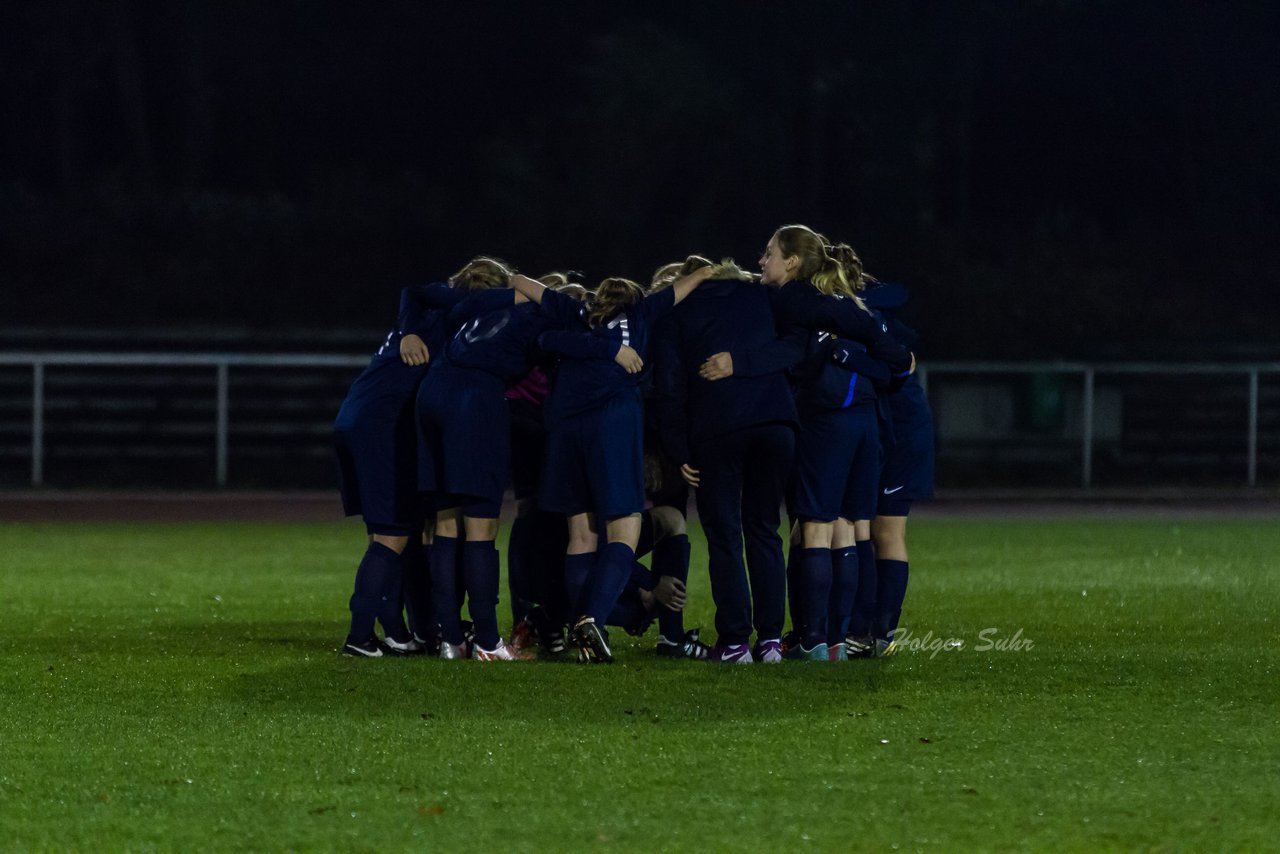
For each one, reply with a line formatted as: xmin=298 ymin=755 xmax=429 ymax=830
xmin=440 ymin=299 xmax=559 ymax=384
xmin=537 ymin=287 xmax=677 ymax=424
xmin=336 ymin=283 xmax=470 ymax=427
xmin=864 ymin=281 xmax=931 ymax=433
xmin=652 ymin=278 xmax=799 ymax=465
xmin=766 ymin=280 xmax=913 ymax=412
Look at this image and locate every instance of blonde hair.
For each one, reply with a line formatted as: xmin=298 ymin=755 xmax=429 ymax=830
xmin=773 ymin=225 xmax=866 ymax=309
xmin=649 ymin=262 xmax=684 ymax=291
xmin=824 ymin=242 xmax=873 ymax=294
xmin=538 ymin=272 xmax=569 ymax=289
xmin=586 ymin=277 xmax=645 ymax=327
xmin=556 ymin=282 xmax=590 ymax=302
xmin=706 ymin=257 xmax=756 ymax=282
xmin=449 ymin=256 xmax=512 ymax=291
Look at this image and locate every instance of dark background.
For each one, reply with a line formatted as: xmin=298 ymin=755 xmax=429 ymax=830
xmin=2 ymin=0 xmax=1277 ymax=359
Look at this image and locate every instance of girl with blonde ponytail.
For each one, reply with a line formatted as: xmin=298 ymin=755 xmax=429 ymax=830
xmin=702 ymin=225 xmax=916 ymax=660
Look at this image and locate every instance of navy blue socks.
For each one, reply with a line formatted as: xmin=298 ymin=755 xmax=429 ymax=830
xmin=799 ymin=547 xmax=832 ymax=649
xmin=401 ymin=537 xmax=433 ymax=642
xmin=875 ymin=559 xmax=909 ymax=641
xmin=848 ymin=539 xmax=878 ymax=638
xmin=430 ymin=536 xmax=463 ymax=645
xmin=583 ymin=542 xmax=637 ymax=624
xmin=463 ymin=540 xmax=501 ymax=650
xmin=506 ymin=514 xmax=535 ymax=625
xmin=827 ymin=546 xmax=858 ymax=646
xmin=348 ymin=541 xmax=406 ymax=642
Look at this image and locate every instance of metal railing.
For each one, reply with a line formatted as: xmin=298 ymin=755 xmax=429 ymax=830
xmin=1 ymin=353 xmax=1276 ymax=489
xmin=0 ymin=352 xmax=366 ymax=487
xmin=918 ymin=361 xmax=1280 ymax=488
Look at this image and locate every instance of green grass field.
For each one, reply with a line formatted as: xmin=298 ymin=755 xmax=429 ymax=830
xmin=2 ymin=516 xmax=1277 ymax=851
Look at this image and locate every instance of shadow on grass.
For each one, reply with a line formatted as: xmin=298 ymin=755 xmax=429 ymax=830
xmin=214 ymin=641 xmax=918 ymax=727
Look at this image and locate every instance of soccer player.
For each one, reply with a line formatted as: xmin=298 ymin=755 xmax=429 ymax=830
xmin=510 ymin=265 xmax=713 ymax=663
xmin=851 ymin=279 xmax=935 ymax=658
xmin=705 ymin=225 xmax=913 ymax=660
xmin=333 ymin=263 xmax=500 ymax=657
xmin=414 ymin=259 xmax=551 ymax=661
xmin=653 ymin=256 xmax=801 ymax=663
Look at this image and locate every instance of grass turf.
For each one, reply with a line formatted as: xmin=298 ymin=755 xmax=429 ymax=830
xmin=1 ymin=517 xmax=1277 ymax=850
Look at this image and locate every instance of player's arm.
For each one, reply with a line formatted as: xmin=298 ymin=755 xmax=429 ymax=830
xmin=668 ymin=265 xmax=715 ymax=305
xmin=829 ymin=340 xmax=892 ymax=387
xmin=701 ymin=325 xmax=807 ymax=381
xmin=510 ymin=273 xmax=547 ymax=304
xmin=538 ymin=329 xmax=642 ymax=373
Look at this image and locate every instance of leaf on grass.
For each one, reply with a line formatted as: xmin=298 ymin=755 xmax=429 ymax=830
xmin=420 ymin=713 xmax=434 ymax=720
xmin=962 ymin=788 xmax=978 ymax=796
xmin=919 ymin=737 xmax=932 ymax=744
xmin=309 ymin=805 xmax=335 ymax=815
xmin=418 ymin=804 xmax=445 ymax=817
xmin=96 ymin=793 xmax=111 ymax=803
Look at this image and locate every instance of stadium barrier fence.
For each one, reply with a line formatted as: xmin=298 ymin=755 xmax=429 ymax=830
xmin=0 ymin=353 xmax=1277 ymax=490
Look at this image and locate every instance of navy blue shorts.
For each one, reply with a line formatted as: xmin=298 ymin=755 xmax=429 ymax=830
xmin=334 ymin=397 xmax=422 ymax=537
xmin=876 ymin=496 xmax=913 ymax=517
xmin=790 ymin=404 xmax=881 ymax=523
xmin=416 ymin=363 xmax=510 ymax=515
xmin=540 ymin=393 xmax=645 ymax=520
xmin=878 ymin=384 xmax=935 ymax=506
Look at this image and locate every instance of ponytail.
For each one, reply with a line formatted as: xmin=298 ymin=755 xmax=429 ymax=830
xmin=824 ymin=242 xmax=871 ymax=310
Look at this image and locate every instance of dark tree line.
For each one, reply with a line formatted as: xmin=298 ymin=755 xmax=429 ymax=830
xmin=1 ymin=0 xmax=1277 ymax=357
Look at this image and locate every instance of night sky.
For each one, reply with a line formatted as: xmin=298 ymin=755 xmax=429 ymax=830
xmin=1 ymin=0 xmax=1277 ymax=358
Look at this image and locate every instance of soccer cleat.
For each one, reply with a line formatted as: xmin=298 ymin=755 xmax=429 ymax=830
xmin=779 ymin=630 xmax=802 ymax=655
xmin=342 ymin=636 xmax=386 ymax=658
xmin=439 ymin=640 xmax=469 ymax=660
xmin=804 ymin=642 xmax=830 ymax=661
xmin=828 ymin=642 xmax=848 ymax=662
xmin=753 ymin=638 xmax=784 ymax=663
xmin=508 ymin=616 xmax=538 ymax=653
xmin=382 ymin=635 xmax=426 ymax=656
xmin=655 ymin=628 xmax=712 ymax=660
xmin=540 ymin=628 xmax=567 ymax=655
xmin=875 ymin=637 xmax=898 ymax=658
xmin=783 ymin=641 xmax=809 ymax=661
xmin=528 ymin=606 xmax=567 ymax=654
xmin=845 ymin=635 xmax=875 ymax=659
xmin=571 ymin=617 xmax=613 ymax=664
xmin=709 ymin=643 xmax=754 ymax=664
xmin=412 ymin=632 xmax=441 ymax=657
xmin=472 ymin=640 xmax=526 ymax=661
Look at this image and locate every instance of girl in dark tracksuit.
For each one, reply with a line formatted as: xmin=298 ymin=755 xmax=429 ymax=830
xmin=414 ymin=265 xmax=559 ymax=661
xmin=655 ymin=258 xmax=803 ymax=660
xmin=653 ymin=258 xmax=802 ymax=663
xmin=334 ymin=263 xmax=498 ymax=657
xmin=753 ymin=225 xmax=914 ymax=661
xmin=855 ymin=280 xmax=936 ymax=657
xmin=510 ymin=267 xmax=712 ymax=663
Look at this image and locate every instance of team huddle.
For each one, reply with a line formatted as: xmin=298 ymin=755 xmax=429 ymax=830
xmin=333 ymin=223 xmax=935 ymax=663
